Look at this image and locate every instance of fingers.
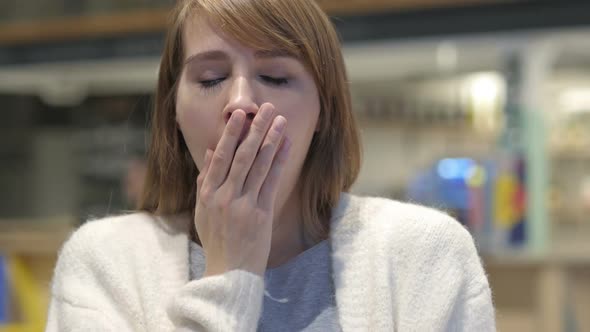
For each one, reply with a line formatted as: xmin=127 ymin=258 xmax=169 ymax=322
xmin=203 ymin=110 xmax=246 ymax=191
xmin=258 ymin=137 xmax=291 ymax=211
xmin=196 ymin=149 xmax=213 ymax=200
xmin=226 ymin=103 xmax=276 ymax=191
xmin=242 ymin=115 xmax=286 ymax=196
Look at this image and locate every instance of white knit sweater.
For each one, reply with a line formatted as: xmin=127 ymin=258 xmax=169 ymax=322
xmin=46 ymin=193 xmax=496 ymax=331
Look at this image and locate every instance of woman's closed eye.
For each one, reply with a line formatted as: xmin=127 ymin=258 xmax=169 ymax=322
xmin=198 ymin=75 xmax=289 ymax=91
xmin=199 ymin=77 xmax=226 ymax=90
xmin=260 ymin=75 xmax=289 ymax=86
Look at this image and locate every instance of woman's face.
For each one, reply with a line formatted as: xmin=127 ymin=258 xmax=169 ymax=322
xmin=176 ymin=17 xmax=320 ymax=210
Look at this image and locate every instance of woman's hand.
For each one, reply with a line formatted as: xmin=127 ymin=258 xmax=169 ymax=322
xmin=195 ymin=103 xmax=290 ymax=277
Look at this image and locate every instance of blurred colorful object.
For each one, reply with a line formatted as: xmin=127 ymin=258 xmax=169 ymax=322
xmin=407 ymin=155 xmax=527 ymax=252
xmin=0 ymin=256 xmax=45 ymax=332
xmin=0 ymin=256 xmax=7 ymax=323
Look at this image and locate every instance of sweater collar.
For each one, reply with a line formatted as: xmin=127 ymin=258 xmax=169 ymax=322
xmin=328 ymin=193 xmax=374 ymax=331
xmin=157 ymin=192 xmax=369 ymax=331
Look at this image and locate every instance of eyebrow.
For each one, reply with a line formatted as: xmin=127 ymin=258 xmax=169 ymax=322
xmin=184 ymin=50 xmax=229 ymax=65
xmin=184 ymin=49 xmax=297 ymax=65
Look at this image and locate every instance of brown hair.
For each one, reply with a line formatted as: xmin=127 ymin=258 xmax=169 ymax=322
xmin=138 ymin=0 xmax=361 ymax=243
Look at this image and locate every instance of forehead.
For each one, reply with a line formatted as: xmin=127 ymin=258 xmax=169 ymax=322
xmin=182 ymin=14 xmax=298 ymax=61
xmin=182 ymin=17 xmax=233 ymax=55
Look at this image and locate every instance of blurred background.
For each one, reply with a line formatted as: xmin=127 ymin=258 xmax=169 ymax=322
xmin=0 ymin=0 xmax=589 ymax=331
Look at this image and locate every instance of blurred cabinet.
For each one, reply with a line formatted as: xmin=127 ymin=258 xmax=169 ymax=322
xmin=0 ymin=0 xmax=513 ymax=45
xmin=487 ymin=256 xmax=590 ymax=332
xmin=0 ymin=222 xmax=72 ymax=330
xmin=0 ymin=0 xmax=170 ymax=23
xmin=0 ymin=0 xmax=502 ymax=23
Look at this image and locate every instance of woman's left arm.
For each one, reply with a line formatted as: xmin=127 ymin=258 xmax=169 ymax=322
xmin=447 ymin=226 xmax=496 ymax=332
xmin=446 ymin=279 xmax=496 ymax=331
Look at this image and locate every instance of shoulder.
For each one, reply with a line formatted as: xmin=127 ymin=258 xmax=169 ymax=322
xmin=358 ymin=195 xmax=487 ymax=285
xmin=54 ymin=212 xmax=176 ymax=272
xmin=58 ymin=212 xmax=187 ymax=258
xmin=347 ymin=194 xmax=474 ymax=249
xmin=342 ymin=195 xmax=494 ymax=326
xmin=51 ymin=212 xmax=191 ymax=306
xmin=53 ymin=212 xmax=190 ymax=283
xmin=342 ymin=194 xmax=483 ymax=273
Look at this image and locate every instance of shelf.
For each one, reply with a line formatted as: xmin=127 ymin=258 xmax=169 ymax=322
xmin=0 ymin=218 xmax=75 ymax=255
xmin=483 ymin=239 xmax=590 ymax=267
xmin=550 ymin=147 xmax=590 ymax=160
xmin=0 ymin=9 xmax=168 ymax=45
xmin=0 ymin=0 xmax=500 ymax=45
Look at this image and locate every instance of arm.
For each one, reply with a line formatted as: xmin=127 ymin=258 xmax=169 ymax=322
xmin=167 ymin=270 xmax=264 ymax=331
xmin=44 ymin=235 xmax=136 ymax=332
xmin=453 ymin=284 xmax=496 ymax=331
xmin=389 ymin=205 xmax=497 ymax=331
xmin=46 ymin=270 xmax=264 ymax=332
xmin=46 ymin=298 xmax=123 ymax=332
xmin=447 ymin=225 xmax=496 ymax=332
xmin=45 ymin=226 xmax=265 ymax=332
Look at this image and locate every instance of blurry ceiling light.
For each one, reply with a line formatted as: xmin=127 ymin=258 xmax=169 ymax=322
xmin=469 ymin=73 xmax=501 ymax=105
xmin=436 ymin=41 xmax=458 ymax=72
xmin=464 ymin=72 xmax=505 ymax=131
xmin=559 ymin=88 xmax=590 ymax=114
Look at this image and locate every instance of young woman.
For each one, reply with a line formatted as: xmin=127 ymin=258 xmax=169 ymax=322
xmin=46 ymin=0 xmax=495 ymax=331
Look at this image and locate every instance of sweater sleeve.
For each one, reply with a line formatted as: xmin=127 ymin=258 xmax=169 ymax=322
xmin=46 ymin=297 xmax=123 ymax=332
xmin=45 ymin=219 xmax=265 ymax=332
xmin=167 ymin=270 xmax=265 ymax=332
xmin=452 ymin=284 xmax=496 ymax=331
xmin=46 ymin=270 xmax=264 ymax=332
xmin=390 ymin=203 xmax=497 ymax=331
xmin=446 ymin=223 xmax=496 ymax=332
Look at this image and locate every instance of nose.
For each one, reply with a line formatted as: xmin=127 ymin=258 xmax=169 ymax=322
xmin=223 ymin=76 xmax=259 ymax=124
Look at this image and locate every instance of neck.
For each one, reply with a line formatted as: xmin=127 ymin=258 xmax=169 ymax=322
xmin=266 ymin=189 xmax=309 ymax=269
xmin=189 ymin=187 xmax=315 ymax=269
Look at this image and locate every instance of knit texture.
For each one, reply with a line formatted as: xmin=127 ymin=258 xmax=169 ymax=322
xmin=46 ymin=193 xmax=496 ymax=331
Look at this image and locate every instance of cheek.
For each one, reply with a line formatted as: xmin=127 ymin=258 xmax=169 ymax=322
xmin=280 ymin=94 xmax=319 ymax=139
xmin=176 ymin=84 xmax=218 ymax=168
xmin=279 ymin=98 xmax=320 ymax=163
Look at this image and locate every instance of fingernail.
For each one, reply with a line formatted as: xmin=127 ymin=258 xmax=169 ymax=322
xmin=260 ymin=104 xmax=274 ymax=120
xmin=274 ymin=116 xmax=286 ymax=133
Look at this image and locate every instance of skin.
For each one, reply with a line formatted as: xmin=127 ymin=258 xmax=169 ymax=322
xmin=175 ymin=16 xmax=321 ymax=276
